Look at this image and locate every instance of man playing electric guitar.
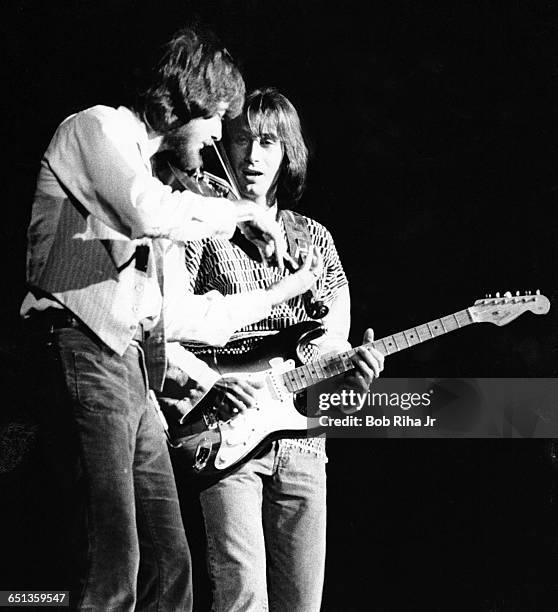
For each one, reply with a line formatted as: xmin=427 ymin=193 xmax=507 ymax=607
xmin=174 ymin=88 xmax=384 ymax=612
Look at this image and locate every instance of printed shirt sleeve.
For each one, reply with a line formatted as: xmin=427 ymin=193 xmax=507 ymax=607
xmin=307 ymin=219 xmax=352 ymax=354
xmin=41 ymin=107 xmax=237 ymax=242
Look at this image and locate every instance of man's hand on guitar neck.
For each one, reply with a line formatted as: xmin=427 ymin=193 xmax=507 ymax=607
xmin=336 ymin=328 xmax=384 ymax=414
xmin=208 ymin=375 xmax=264 ymax=420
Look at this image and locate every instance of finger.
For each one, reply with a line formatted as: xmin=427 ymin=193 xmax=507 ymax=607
xmin=274 ymin=234 xmax=286 ymax=273
xmin=219 ymin=376 xmax=263 ymax=390
xmin=354 ymin=346 xmax=383 ymax=379
xmin=223 ymin=391 xmax=249 ymax=414
xmin=227 ymin=384 xmax=256 ymax=407
xmin=300 ymin=246 xmax=315 ymax=272
xmin=262 ymin=227 xmax=285 ymax=273
xmin=242 ymin=377 xmax=264 ymax=390
xmin=310 ymin=247 xmax=324 ymax=278
xmin=372 ymin=348 xmax=385 ymax=372
xmin=283 ymin=252 xmax=299 ymax=271
xmin=351 ymin=353 xmax=377 ymax=385
xmin=357 ymin=332 xmax=385 ymax=372
xmin=352 ymin=371 xmax=369 ymax=393
xmin=263 ymin=241 xmax=274 ymax=259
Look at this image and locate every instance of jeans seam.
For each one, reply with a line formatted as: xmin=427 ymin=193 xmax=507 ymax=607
xmin=135 ymin=483 xmax=164 ymax=612
xmin=201 ymin=507 xmax=221 ymax=611
xmin=68 ymin=350 xmax=94 ymax=611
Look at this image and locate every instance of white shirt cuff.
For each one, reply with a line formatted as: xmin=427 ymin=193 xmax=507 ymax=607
xmin=165 ymin=342 xmax=220 ymax=391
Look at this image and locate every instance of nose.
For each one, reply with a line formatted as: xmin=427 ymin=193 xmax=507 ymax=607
xmin=244 ymin=138 xmax=262 ymax=162
xmin=211 ymin=117 xmax=222 ymax=142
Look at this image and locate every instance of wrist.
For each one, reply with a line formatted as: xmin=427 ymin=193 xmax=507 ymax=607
xmin=234 ymin=200 xmax=256 ymax=223
xmin=265 ymin=284 xmax=284 ymax=306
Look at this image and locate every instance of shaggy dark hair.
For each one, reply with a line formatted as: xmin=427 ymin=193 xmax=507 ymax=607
xmin=228 ymin=87 xmax=308 ymax=205
xmin=136 ymin=26 xmax=245 ymax=134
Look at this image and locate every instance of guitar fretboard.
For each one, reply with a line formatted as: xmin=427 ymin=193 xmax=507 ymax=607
xmin=281 ymin=308 xmax=474 ymax=393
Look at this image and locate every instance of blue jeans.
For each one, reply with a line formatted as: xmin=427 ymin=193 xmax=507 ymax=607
xmin=34 ymin=327 xmax=191 ymax=611
xmin=199 ymin=442 xmax=327 ymax=612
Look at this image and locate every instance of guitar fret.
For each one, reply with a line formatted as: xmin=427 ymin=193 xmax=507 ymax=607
xmin=293 ymin=367 xmax=304 ymax=391
xmin=380 ymin=338 xmax=390 ymax=355
xmin=334 ymin=357 xmax=345 ymax=375
xmin=315 ymin=358 xmax=327 ymax=379
xmin=306 ymin=363 xmax=321 ymax=384
xmin=442 ymin=315 xmax=458 ymax=332
xmin=394 ymin=332 xmax=408 ymax=349
xmin=283 ymin=370 xmax=298 ymax=393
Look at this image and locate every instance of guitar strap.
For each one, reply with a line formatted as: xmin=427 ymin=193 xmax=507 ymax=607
xmin=279 ymin=210 xmax=328 ymax=319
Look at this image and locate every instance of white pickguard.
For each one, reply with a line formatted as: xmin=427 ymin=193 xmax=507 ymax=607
xmin=213 ymin=357 xmax=316 ymax=471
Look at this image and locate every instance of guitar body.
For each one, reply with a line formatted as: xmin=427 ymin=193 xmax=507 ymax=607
xmin=166 ymin=321 xmax=325 ymax=480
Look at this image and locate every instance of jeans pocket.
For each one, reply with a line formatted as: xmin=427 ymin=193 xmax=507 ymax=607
xmin=66 ymin=348 xmax=130 ymax=415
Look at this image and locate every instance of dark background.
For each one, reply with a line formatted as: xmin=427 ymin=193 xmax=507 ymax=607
xmin=2 ymin=1 xmax=558 ymax=610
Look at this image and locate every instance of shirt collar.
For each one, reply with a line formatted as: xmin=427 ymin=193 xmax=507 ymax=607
xmin=117 ymin=106 xmax=162 ymax=162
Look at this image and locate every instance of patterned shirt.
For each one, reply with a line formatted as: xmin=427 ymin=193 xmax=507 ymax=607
xmin=182 ymin=210 xmax=351 ymax=459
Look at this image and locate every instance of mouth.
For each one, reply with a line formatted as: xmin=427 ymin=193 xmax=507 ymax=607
xmin=241 ymin=168 xmax=264 ymax=181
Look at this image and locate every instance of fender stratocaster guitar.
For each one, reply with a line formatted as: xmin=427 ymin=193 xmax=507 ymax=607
xmin=160 ymin=291 xmax=549 ymax=479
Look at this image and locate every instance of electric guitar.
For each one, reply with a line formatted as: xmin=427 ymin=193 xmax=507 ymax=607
xmin=160 ymin=291 xmax=550 ymax=479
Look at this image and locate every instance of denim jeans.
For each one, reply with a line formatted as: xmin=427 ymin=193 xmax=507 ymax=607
xmin=199 ymin=442 xmax=327 ymax=612
xmin=32 ymin=327 xmax=191 ymax=611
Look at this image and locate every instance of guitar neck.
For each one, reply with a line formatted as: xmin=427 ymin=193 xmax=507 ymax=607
xmin=282 ymin=308 xmax=475 ymax=393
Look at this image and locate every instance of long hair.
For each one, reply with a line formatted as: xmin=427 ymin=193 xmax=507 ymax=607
xmin=234 ymin=87 xmax=308 ymax=205
xmin=135 ymin=26 xmax=245 ymax=134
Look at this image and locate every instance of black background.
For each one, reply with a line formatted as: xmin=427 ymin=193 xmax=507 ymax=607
xmin=2 ymin=1 xmax=558 ymax=610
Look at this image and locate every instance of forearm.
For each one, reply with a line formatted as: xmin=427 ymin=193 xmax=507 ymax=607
xmin=164 ymin=289 xmax=273 ymax=346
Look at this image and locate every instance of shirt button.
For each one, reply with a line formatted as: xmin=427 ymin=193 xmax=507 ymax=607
xmin=135 ymin=284 xmax=142 ymax=292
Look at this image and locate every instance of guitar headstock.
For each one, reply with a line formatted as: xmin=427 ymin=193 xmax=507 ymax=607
xmin=470 ymin=291 xmax=550 ymax=326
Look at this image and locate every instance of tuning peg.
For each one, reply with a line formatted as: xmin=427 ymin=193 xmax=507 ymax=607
xmin=516 ymin=291 xmax=520 ymax=296
xmin=504 ymin=291 xmax=512 ymax=298
xmin=536 ymin=289 xmax=540 ymax=295
xmin=495 ymin=292 xmax=500 ymax=298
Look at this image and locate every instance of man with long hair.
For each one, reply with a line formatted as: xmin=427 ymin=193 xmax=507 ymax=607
xmin=21 ymin=29 xmax=317 ymax=611
xmin=181 ymin=87 xmax=384 ymax=611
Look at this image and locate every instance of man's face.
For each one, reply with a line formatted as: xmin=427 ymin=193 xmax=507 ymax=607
xmin=163 ymin=102 xmax=228 ymax=170
xmin=228 ymin=118 xmax=284 ymax=203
